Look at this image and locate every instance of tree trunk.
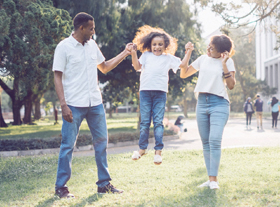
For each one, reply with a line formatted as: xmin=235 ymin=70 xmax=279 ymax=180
xmin=34 ymin=97 xmax=41 ymax=120
xmin=183 ymin=98 xmax=188 ymax=118
xmin=0 ymin=89 xmax=8 ymax=127
xmin=23 ymin=92 xmax=33 ymax=124
xmin=12 ymin=80 xmax=22 ymax=125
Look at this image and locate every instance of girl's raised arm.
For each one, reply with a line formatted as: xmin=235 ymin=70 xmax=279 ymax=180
xmin=131 ymin=44 xmax=141 ymax=71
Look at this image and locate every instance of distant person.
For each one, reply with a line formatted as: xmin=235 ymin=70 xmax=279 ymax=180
xmin=130 ymin=25 xmax=192 ymax=165
xmin=267 ymin=96 xmax=280 ymax=129
xmin=243 ymin=97 xmax=254 ymax=129
xmin=174 ymin=115 xmax=185 ymax=133
xmin=254 ymin=94 xmax=263 ymax=130
xmin=180 ymin=34 xmax=236 ymax=189
xmin=52 ymin=12 xmax=133 ymax=198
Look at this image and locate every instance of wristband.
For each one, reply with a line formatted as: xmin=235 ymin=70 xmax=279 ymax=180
xmin=223 ymin=72 xmax=230 ymax=76
xmin=224 ymin=74 xmax=232 ymax=79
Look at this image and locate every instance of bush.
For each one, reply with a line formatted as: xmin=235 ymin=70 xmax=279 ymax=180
xmin=0 ymin=130 xmax=175 ymax=151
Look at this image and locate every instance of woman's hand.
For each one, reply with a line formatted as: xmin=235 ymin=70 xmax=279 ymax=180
xmin=221 ymin=51 xmax=229 ymax=64
xmin=185 ymin=42 xmax=194 ymax=52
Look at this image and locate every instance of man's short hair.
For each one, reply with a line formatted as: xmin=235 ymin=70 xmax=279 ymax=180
xmin=256 ymin=94 xmax=260 ymax=98
xmin=73 ymin=12 xmax=94 ymax=31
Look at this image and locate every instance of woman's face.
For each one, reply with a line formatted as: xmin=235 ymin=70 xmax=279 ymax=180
xmin=151 ymin=36 xmax=165 ymax=56
xmin=207 ymin=43 xmax=221 ymax=58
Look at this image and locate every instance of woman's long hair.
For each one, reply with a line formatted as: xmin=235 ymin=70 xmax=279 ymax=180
xmin=271 ymin=97 xmax=278 ymax=107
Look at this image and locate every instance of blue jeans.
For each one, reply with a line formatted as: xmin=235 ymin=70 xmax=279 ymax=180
xmin=139 ymin=90 xmax=166 ymax=151
xmin=55 ymin=104 xmax=111 ymax=190
xmin=196 ymin=93 xmax=229 ymax=176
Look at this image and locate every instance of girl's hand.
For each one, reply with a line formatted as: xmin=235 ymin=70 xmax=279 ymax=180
xmin=185 ymin=42 xmax=194 ymax=51
xmin=132 ymin=43 xmax=137 ymax=51
xmin=221 ymin=51 xmax=229 ymax=63
xmin=125 ymin=43 xmax=134 ymax=54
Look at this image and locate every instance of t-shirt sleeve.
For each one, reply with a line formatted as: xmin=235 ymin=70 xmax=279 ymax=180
xmin=190 ymin=56 xmax=202 ymax=71
xmin=139 ymin=52 xmax=146 ymax=66
xmin=52 ymin=43 xmax=66 ymax=72
xmin=226 ymin=58 xmax=235 ymax=72
xmin=169 ymin=54 xmax=182 ymax=73
xmin=94 ymin=41 xmax=105 ymax=65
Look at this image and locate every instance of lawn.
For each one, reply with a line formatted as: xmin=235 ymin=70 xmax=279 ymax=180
xmin=0 ymin=112 xmax=188 ymax=140
xmin=1 ymin=147 xmax=280 ymax=206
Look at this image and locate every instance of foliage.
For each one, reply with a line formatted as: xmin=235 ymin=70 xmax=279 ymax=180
xmin=0 ymin=0 xmax=72 ymax=124
xmin=196 ymin=0 xmax=280 ymax=49
xmin=1 ymin=148 xmax=280 ymax=206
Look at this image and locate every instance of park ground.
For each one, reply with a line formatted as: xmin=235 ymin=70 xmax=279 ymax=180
xmin=1 ymin=113 xmax=280 ymax=206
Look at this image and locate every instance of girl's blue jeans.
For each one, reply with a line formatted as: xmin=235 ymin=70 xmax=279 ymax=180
xmin=196 ymin=93 xmax=229 ymax=176
xmin=139 ymin=90 xmax=166 ymax=151
xmin=55 ymin=104 xmax=111 ymax=190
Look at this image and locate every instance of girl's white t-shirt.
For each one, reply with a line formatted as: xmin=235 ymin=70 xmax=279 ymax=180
xmin=191 ymin=55 xmax=235 ymax=102
xmin=138 ymin=52 xmax=181 ymax=92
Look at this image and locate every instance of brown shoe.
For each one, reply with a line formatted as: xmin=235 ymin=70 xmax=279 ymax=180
xmin=55 ymin=187 xmax=75 ymax=199
xmin=97 ymin=183 xmax=124 ymax=194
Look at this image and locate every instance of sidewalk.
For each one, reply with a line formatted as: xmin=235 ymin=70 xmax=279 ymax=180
xmin=74 ymin=117 xmax=280 ymax=157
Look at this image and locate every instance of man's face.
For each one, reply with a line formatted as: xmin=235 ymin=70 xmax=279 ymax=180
xmin=81 ymin=20 xmax=95 ymax=43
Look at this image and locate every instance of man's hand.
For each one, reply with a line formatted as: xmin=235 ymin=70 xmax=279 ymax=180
xmin=61 ymin=105 xmax=73 ymax=123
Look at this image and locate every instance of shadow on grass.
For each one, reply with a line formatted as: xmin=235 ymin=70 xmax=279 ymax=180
xmin=34 ymin=196 xmax=59 ymax=207
xmin=70 ymin=193 xmax=103 ymax=207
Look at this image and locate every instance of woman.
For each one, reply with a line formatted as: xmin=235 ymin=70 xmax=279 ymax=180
xmin=181 ymin=34 xmax=236 ymax=189
xmin=243 ymin=97 xmax=254 ymax=129
xmin=267 ymin=96 xmax=280 ymax=129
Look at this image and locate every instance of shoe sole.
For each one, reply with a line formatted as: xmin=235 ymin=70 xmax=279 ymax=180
xmin=132 ymin=153 xmax=147 ymax=160
xmin=154 ymin=162 xmax=162 ymax=165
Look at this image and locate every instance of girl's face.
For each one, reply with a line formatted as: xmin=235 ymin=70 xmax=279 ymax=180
xmin=151 ymin=36 xmax=165 ymax=56
xmin=207 ymin=43 xmax=221 ymax=58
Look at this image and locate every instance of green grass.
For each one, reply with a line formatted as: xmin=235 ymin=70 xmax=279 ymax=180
xmin=0 ymin=112 xmax=187 ymax=140
xmin=1 ymin=147 xmax=280 ymax=206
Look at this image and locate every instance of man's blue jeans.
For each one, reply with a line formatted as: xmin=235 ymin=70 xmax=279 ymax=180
xmin=139 ymin=90 xmax=166 ymax=151
xmin=55 ymin=104 xmax=111 ymax=190
xmin=196 ymin=93 xmax=229 ymax=176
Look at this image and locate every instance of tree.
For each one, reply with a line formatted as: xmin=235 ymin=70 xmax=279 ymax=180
xmin=0 ymin=0 xmax=72 ymax=125
xmin=0 ymin=86 xmax=8 ymax=127
xmin=195 ymin=0 xmax=280 ymax=48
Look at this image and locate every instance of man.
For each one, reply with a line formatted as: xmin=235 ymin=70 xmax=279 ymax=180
xmin=254 ymin=94 xmax=263 ymax=130
xmin=52 ymin=12 xmax=133 ymax=198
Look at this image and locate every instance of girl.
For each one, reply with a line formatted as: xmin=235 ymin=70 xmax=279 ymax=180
xmin=130 ymin=25 xmax=193 ymax=165
xmin=181 ymin=34 xmax=236 ymax=189
xmin=267 ymin=96 xmax=280 ymax=129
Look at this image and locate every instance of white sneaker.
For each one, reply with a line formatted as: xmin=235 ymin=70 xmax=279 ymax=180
xmin=154 ymin=154 xmax=162 ymax=165
xmin=209 ymin=181 xmax=219 ymax=189
xmin=198 ymin=180 xmax=210 ymax=188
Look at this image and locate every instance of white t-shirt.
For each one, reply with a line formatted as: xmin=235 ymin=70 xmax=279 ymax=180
xmin=191 ymin=55 xmax=235 ymax=102
xmin=138 ymin=52 xmax=181 ymax=92
xmin=52 ymin=34 xmax=105 ymax=107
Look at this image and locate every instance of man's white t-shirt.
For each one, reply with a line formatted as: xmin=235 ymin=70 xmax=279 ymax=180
xmin=52 ymin=34 xmax=105 ymax=107
xmin=138 ymin=52 xmax=181 ymax=92
xmin=191 ymin=55 xmax=235 ymax=102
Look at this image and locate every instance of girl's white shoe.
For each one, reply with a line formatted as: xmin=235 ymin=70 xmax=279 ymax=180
xmin=132 ymin=150 xmax=147 ymax=160
xmin=209 ymin=181 xmax=219 ymax=189
xmin=154 ymin=154 xmax=162 ymax=165
xmin=198 ymin=180 xmax=210 ymax=188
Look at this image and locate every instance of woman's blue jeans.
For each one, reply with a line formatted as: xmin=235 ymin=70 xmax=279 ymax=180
xmin=139 ymin=90 xmax=166 ymax=151
xmin=55 ymin=104 xmax=111 ymax=190
xmin=196 ymin=93 xmax=229 ymax=176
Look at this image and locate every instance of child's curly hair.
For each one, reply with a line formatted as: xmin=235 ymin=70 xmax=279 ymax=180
xmin=132 ymin=25 xmax=178 ymax=55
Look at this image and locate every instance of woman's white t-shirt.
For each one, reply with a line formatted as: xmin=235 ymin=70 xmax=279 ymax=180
xmin=191 ymin=55 xmax=235 ymax=102
xmin=138 ymin=52 xmax=181 ymax=92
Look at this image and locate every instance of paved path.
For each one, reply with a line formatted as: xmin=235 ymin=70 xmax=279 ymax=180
xmin=74 ymin=117 xmax=280 ymax=157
